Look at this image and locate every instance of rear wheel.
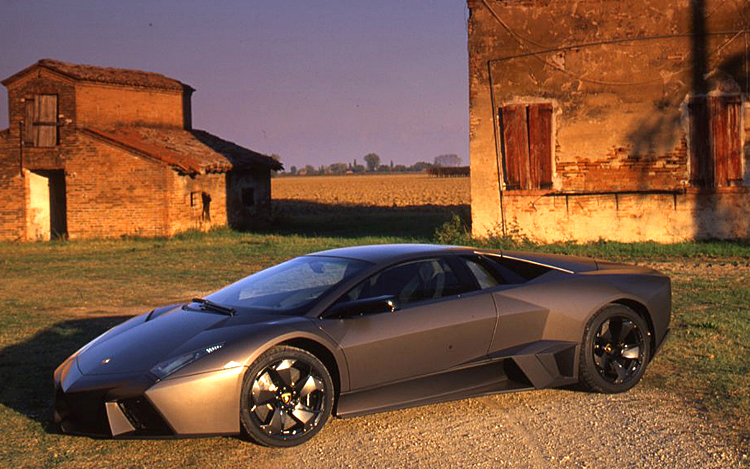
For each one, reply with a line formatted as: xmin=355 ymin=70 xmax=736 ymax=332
xmin=579 ymin=304 xmax=651 ymax=393
xmin=240 ymin=346 xmax=334 ymax=447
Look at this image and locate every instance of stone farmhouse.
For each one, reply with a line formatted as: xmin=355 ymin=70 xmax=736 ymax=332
xmin=0 ymin=59 xmax=281 ymax=241
xmin=468 ymin=0 xmax=750 ymax=242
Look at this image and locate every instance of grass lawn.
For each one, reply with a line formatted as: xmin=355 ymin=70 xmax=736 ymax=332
xmin=0 ymin=215 xmax=748 ymax=466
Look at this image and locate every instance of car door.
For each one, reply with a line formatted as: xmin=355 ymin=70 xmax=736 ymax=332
xmin=317 ymin=256 xmax=498 ymax=391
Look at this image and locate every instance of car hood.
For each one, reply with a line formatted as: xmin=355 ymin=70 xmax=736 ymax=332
xmin=76 ymin=306 xmax=290 ymax=375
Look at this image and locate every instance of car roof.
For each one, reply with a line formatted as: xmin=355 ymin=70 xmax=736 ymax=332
xmin=307 ymin=244 xmax=472 ymax=263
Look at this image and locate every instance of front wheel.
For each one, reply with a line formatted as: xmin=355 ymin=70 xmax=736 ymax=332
xmin=579 ymin=304 xmax=651 ymax=393
xmin=240 ymin=346 xmax=334 ymax=447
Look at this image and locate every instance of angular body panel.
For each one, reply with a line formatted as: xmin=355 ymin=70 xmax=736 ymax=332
xmin=317 ymin=290 xmax=497 ymax=391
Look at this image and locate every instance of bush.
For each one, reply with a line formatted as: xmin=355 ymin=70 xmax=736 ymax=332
xmin=433 ymin=214 xmax=471 ymax=245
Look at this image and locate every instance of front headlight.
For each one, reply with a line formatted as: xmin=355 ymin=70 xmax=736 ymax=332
xmin=150 ymin=343 xmax=224 ymax=380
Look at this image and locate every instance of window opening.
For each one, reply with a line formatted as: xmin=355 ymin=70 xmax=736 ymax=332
xmin=24 ymin=94 xmax=58 ymax=147
xmin=688 ymin=95 xmax=742 ymax=187
xmin=498 ymin=103 xmax=553 ymax=190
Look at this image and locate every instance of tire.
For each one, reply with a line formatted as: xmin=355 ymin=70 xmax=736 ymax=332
xmin=579 ymin=304 xmax=651 ymax=394
xmin=240 ymin=345 xmax=334 ymax=447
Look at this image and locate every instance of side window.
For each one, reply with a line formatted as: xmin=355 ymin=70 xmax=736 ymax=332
xmin=480 ymin=254 xmax=551 ymax=284
xmin=346 ymin=258 xmax=474 ymax=306
xmin=460 ymin=257 xmax=500 ymax=289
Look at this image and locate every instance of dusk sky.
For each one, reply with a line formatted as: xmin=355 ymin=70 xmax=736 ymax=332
xmin=0 ymin=1 xmax=470 ymax=169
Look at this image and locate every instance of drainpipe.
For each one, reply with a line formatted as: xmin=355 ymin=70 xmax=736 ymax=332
xmin=487 ymin=61 xmax=506 ymax=236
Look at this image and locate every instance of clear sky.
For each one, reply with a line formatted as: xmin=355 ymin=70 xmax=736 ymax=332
xmin=0 ymin=0 xmax=469 ymax=169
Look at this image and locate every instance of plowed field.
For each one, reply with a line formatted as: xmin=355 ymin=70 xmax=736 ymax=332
xmin=272 ymin=174 xmax=470 ymax=207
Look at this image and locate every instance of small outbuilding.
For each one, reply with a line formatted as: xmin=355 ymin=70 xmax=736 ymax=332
xmin=0 ymin=59 xmax=281 ymax=241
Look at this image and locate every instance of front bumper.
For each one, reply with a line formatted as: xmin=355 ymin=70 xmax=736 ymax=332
xmin=53 ymin=358 xmax=172 ymax=437
xmin=53 ymin=357 xmax=245 ymax=438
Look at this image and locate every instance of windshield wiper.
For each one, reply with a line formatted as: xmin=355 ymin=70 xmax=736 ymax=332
xmin=188 ymin=298 xmax=236 ymax=316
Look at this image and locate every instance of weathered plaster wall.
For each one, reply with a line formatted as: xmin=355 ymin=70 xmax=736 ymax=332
xmin=226 ymin=169 xmax=272 ymax=230
xmin=499 ymin=190 xmax=750 ymax=243
xmin=168 ymin=172 xmax=228 ymax=235
xmin=468 ymin=0 xmax=750 ymax=241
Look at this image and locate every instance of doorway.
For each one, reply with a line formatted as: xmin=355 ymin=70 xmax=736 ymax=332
xmin=27 ymin=169 xmax=67 ymax=240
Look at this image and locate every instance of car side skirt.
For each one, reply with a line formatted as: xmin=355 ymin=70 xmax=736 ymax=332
xmin=335 ymin=340 xmax=578 ymax=418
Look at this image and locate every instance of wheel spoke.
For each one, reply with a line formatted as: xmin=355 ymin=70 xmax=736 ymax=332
xmin=621 ymin=345 xmax=640 ymax=360
xmin=253 ymin=403 xmax=273 ymax=422
xmin=610 ymin=360 xmax=627 ymax=383
xmin=617 ymin=320 xmax=635 ymax=344
xmin=292 ymin=403 xmax=316 ymax=425
xmin=600 ymin=354 xmax=610 ymax=375
xmin=275 ymin=359 xmax=301 ymax=387
xmin=598 ymin=319 xmax=613 ymax=342
xmin=280 ymin=410 xmax=297 ymax=431
xmin=252 ymin=372 xmax=277 ymax=405
xmin=298 ymin=374 xmax=324 ymax=398
xmin=593 ymin=352 xmax=605 ymax=369
xmin=262 ymin=407 xmax=283 ymax=433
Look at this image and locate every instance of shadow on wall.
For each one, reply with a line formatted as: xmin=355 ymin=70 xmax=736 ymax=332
xmin=260 ymin=200 xmax=471 ymax=239
xmin=625 ymin=0 xmax=749 ymax=238
xmin=0 ymin=315 xmax=132 ymax=431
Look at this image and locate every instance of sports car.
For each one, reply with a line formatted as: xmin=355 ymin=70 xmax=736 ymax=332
xmin=54 ymin=244 xmax=671 ymax=447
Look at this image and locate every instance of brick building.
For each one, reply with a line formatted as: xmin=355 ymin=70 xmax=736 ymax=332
xmin=468 ymin=0 xmax=750 ymax=242
xmin=0 ymin=59 xmax=281 ymax=241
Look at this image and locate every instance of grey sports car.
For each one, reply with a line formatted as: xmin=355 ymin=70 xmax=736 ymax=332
xmin=54 ymin=244 xmax=671 ymax=447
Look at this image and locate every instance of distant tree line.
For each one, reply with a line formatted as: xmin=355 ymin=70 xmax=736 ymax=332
xmin=278 ymin=153 xmax=467 ymax=177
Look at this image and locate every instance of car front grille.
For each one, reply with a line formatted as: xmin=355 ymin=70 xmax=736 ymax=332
xmin=55 ymin=386 xmax=172 ymax=437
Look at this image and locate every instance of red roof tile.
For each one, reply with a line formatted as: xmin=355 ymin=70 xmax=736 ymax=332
xmin=82 ymin=127 xmax=282 ymax=174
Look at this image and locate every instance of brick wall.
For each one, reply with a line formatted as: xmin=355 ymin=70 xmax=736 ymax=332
xmin=5 ymin=69 xmax=77 ymax=158
xmin=0 ymin=133 xmax=26 ymax=241
xmin=468 ymin=0 xmax=750 ymax=241
xmin=76 ymin=83 xmax=185 ymax=128
xmin=66 ymin=135 xmax=171 ymax=239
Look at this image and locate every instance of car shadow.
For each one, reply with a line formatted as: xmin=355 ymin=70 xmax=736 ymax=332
xmin=0 ymin=315 xmax=133 ymax=433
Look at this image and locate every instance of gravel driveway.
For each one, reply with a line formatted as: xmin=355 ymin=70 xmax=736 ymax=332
xmin=234 ymin=387 xmax=746 ymax=468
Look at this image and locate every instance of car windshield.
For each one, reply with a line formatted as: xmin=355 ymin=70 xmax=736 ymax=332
xmin=204 ymin=256 xmax=370 ymax=313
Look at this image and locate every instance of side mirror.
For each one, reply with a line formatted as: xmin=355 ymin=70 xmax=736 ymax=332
xmin=322 ymin=295 xmax=399 ymax=319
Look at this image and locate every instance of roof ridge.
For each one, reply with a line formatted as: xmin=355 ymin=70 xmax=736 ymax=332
xmin=2 ymin=59 xmax=193 ymax=91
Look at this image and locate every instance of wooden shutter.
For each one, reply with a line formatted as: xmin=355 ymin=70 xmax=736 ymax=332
xmin=24 ymin=99 xmax=35 ymax=145
xmin=688 ymin=98 xmax=712 ymax=186
xmin=500 ymin=103 xmax=553 ymax=190
xmin=528 ymin=103 xmax=553 ymax=189
xmin=34 ymin=94 xmax=58 ymax=147
xmin=501 ymin=104 xmax=530 ymax=190
xmin=712 ymin=96 xmax=742 ymax=186
xmin=689 ymin=95 xmax=741 ymax=187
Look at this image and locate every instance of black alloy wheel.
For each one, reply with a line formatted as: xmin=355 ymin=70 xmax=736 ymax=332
xmin=240 ymin=346 xmax=334 ymax=447
xmin=579 ymin=304 xmax=651 ymax=393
